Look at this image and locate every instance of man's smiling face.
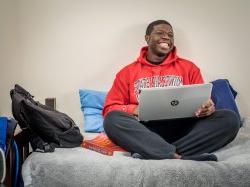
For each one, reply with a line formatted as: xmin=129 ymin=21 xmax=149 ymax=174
xmin=145 ymin=24 xmax=174 ymax=57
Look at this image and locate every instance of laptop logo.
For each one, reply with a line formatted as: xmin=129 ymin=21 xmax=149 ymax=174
xmin=170 ymin=100 xmax=179 ymax=106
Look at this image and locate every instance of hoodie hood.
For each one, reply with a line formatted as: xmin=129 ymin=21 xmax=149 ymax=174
xmin=136 ymin=46 xmax=178 ymax=66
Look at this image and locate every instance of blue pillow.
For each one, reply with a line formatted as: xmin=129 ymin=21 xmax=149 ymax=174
xmin=211 ymin=79 xmax=241 ymax=124
xmin=79 ymin=89 xmax=107 ymax=132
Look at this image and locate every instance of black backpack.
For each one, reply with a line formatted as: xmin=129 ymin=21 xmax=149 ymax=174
xmin=10 ymin=84 xmax=83 ymax=152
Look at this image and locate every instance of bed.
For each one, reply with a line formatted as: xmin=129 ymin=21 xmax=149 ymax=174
xmin=21 ymin=117 xmax=250 ymax=187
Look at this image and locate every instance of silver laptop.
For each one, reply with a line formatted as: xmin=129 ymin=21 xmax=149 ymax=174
xmin=138 ymin=83 xmax=213 ymax=121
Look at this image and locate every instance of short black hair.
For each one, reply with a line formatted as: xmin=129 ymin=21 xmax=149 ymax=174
xmin=146 ymin=20 xmax=172 ymax=35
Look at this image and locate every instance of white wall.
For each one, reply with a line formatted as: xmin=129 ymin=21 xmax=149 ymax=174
xmin=1 ymin=0 xmax=250 ymax=128
xmin=0 ymin=0 xmax=19 ymax=115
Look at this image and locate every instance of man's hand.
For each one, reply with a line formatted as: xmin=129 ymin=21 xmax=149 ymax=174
xmin=133 ymin=106 xmax=139 ymax=116
xmin=195 ymin=99 xmax=215 ymax=118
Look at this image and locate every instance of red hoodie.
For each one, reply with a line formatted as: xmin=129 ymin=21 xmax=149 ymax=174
xmin=103 ymin=46 xmax=204 ymax=117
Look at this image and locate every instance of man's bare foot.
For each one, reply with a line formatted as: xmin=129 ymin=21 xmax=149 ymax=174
xmin=173 ymin=153 xmax=182 ymax=159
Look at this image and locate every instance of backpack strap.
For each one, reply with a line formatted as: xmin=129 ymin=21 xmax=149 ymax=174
xmin=43 ymin=143 xmax=55 ymax=152
xmin=35 ymin=143 xmax=55 ymax=153
xmin=5 ymin=118 xmax=18 ymax=157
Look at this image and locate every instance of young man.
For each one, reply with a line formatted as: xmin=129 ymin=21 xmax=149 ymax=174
xmin=102 ymin=20 xmax=240 ymax=161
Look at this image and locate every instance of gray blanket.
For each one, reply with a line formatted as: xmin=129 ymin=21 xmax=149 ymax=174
xmin=22 ymin=118 xmax=250 ymax=187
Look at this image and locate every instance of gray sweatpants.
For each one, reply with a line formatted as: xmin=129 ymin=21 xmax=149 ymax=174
xmin=103 ymin=109 xmax=240 ymax=159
